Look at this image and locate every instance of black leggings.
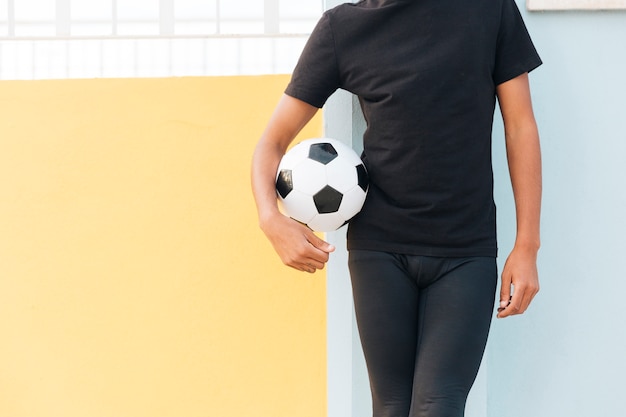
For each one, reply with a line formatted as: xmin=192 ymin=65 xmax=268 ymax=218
xmin=348 ymin=250 xmax=497 ymax=417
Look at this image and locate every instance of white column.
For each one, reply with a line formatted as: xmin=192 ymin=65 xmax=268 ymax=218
xmin=111 ymin=0 xmax=118 ymax=35
xmin=159 ymin=0 xmax=175 ymax=36
xmin=56 ymin=0 xmax=71 ymax=36
xmin=264 ymin=0 xmax=280 ymax=34
xmin=325 ymin=91 xmax=370 ymax=417
xmin=325 ymin=92 xmax=359 ymax=417
xmin=7 ymin=0 xmax=15 ymax=36
xmin=215 ymin=0 xmax=221 ymax=34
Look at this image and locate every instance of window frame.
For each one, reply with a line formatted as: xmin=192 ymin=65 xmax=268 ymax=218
xmin=527 ymin=0 xmax=626 ymax=10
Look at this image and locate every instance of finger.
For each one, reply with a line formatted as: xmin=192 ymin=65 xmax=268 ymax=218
xmin=306 ymin=231 xmax=335 ymax=254
xmin=497 ymin=295 xmax=512 ymax=314
xmin=305 ymin=258 xmax=326 ymax=270
xmin=517 ymin=283 xmax=539 ymax=314
xmin=497 ymin=280 xmax=512 ymax=317
xmin=283 ymin=249 xmax=327 ymax=272
xmin=499 ymin=285 xmax=530 ymax=318
xmin=499 ymin=274 xmax=512 ymax=306
xmin=298 ymin=263 xmax=317 ymax=274
xmin=497 ymin=302 xmax=516 ymax=318
xmin=497 ymin=281 xmax=515 ymax=318
xmin=293 ymin=259 xmax=322 ymax=274
xmin=508 ymin=290 xmax=524 ymax=315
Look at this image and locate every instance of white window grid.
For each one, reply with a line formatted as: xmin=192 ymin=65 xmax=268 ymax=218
xmin=0 ymin=0 xmax=323 ymax=79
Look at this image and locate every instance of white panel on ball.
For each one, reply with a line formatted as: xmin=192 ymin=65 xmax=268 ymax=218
xmin=326 ymin=159 xmax=358 ymax=193
xmin=275 ymin=137 xmax=369 ymax=232
xmin=338 ymin=187 xmax=368 ymax=220
xmin=308 ymin=212 xmax=347 ymax=233
xmin=292 ymin=158 xmax=328 ymax=194
xmin=279 ymin=189 xmax=319 ymax=224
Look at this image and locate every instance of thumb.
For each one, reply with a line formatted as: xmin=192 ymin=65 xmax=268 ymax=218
xmin=307 ymin=232 xmax=335 ymax=253
xmin=499 ymin=292 xmax=511 ymax=309
xmin=499 ymin=273 xmax=512 ymax=308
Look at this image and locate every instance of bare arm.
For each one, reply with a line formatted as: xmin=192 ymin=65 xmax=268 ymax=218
xmin=495 ymin=72 xmax=541 ymax=318
xmin=251 ymin=94 xmax=335 ymax=273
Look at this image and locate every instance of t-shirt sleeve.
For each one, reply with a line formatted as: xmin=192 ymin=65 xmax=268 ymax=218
xmin=493 ymin=0 xmax=542 ymax=86
xmin=284 ymin=12 xmax=341 ymax=108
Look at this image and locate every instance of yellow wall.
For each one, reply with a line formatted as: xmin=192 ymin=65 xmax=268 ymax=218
xmin=0 ymin=76 xmax=325 ymax=417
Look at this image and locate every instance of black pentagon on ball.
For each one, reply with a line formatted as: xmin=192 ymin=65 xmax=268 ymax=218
xmin=308 ymin=143 xmax=338 ymax=165
xmin=356 ymin=163 xmax=369 ymax=192
xmin=313 ymin=185 xmax=343 ymax=213
xmin=275 ymin=169 xmax=293 ymax=198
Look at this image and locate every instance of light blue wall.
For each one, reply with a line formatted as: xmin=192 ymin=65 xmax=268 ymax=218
xmin=489 ymin=5 xmax=626 ymax=417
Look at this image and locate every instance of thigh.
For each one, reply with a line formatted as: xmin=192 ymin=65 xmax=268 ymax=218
xmin=410 ymin=257 xmax=497 ymax=417
xmin=348 ymin=250 xmax=419 ymax=417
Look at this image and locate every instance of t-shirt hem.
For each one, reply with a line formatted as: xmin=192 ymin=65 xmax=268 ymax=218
xmin=346 ymin=239 xmax=498 ymax=258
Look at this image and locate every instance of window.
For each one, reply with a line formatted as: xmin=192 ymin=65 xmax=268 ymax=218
xmin=13 ymin=0 xmax=56 ymax=37
xmin=527 ymin=0 xmax=626 ymax=10
xmin=175 ymin=0 xmax=217 ymax=35
xmin=0 ymin=0 xmax=324 ymax=80
xmin=71 ymin=1 xmax=114 ymax=36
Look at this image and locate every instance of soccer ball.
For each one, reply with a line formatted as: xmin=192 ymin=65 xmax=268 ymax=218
xmin=275 ymin=138 xmax=369 ymax=232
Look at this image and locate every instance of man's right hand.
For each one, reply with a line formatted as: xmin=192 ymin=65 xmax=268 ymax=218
xmin=251 ymin=94 xmax=329 ymax=273
xmin=260 ymin=213 xmax=335 ymax=273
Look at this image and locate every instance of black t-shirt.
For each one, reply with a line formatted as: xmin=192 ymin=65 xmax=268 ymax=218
xmin=285 ymin=0 xmax=542 ymax=257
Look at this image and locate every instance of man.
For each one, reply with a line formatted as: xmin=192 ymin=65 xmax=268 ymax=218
xmin=251 ymin=1 xmax=541 ymax=415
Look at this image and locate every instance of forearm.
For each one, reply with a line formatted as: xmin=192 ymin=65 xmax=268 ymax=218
xmin=251 ymin=139 xmax=285 ymax=227
xmin=251 ymin=94 xmax=319 ymax=228
xmin=505 ymin=123 xmax=542 ymax=252
xmin=497 ymin=73 xmax=542 ymax=253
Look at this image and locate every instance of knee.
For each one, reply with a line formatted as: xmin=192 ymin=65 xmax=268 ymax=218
xmin=409 ymin=388 xmax=466 ymax=417
xmin=371 ymin=390 xmax=412 ymax=417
